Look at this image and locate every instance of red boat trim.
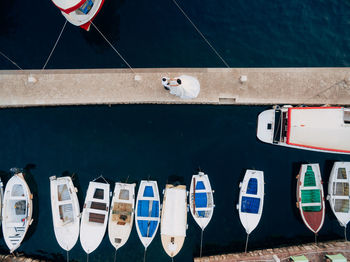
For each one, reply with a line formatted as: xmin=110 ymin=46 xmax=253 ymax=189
xmin=80 ymin=0 xmax=105 ymax=31
xmin=286 ymin=107 xmax=349 ymax=153
xmin=52 ymin=0 xmax=86 ymax=14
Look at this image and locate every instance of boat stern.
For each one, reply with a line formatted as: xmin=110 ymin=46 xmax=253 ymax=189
xmin=257 ymin=109 xmax=275 ymax=144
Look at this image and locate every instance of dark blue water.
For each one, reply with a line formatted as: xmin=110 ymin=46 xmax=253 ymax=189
xmin=1 ymin=0 xmax=350 ymax=69
xmin=0 ymin=105 xmax=349 ymax=262
xmin=1 ymin=0 xmax=350 ymax=261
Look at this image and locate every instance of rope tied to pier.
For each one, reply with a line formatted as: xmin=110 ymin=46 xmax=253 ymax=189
xmin=0 ymin=50 xmax=23 ymax=70
xmin=171 ymin=0 xmax=230 ymax=68
xmin=245 ymin=233 xmax=249 ymax=253
xmin=91 ymin=21 xmax=135 ymax=74
xmin=42 ymin=20 xmax=67 ymax=70
xmin=200 ymin=229 xmax=204 ymax=257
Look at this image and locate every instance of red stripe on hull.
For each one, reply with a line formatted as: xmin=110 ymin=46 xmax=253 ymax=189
xmin=80 ymin=0 xmax=105 ymax=31
xmin=52 ymin=0 xmax=86 ymax=14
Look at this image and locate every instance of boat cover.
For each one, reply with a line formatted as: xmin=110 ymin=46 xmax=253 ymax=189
xmin=143 ymin=186 xmax=154 ymax=197
xmin=137 ymin=200 xmax=159 ymax=217
xmin=241 ymin=196 xmax=260 ymax=214
xmin=247 ymin=178 xmax=257 ymax=195
xmin=137 ymin=220 xmax=158 ymax=237
xmin=287 ymin=107 xmax=350 ymax=153
xmin=195 ymin=181 xmax=205 ymax=190
xmin=325 ymin=253 xmax=347 ymax=262
xmin=195 ymin=193 xmax=207 ymax=208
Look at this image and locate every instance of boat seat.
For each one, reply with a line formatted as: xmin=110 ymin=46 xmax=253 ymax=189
xmin=89 ymin=212 xmax=105 ymax=223
xmin=91 ymin=201 xmax=107 ymax=211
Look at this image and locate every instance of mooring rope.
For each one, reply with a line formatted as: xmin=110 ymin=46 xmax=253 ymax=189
xmin=245 ymin=233 xmax=249 ymax=253
xmin=113 ymin=249 xmax=117 ymax=262
xmin=200 ymin=229 xmax=204 ymax=257
xmin=0 ymin=50 xmax=23 ymax=70
xmin=91 ymin=21 xmax=135 ymax=74
xmin=67 ymin=250 xmax=69 ymax=262
xmin=171 ymin=0 xmax=230 ymax=68
xmin=42 ymin=20 xmax=67 ymax=70
xmin=143 ymin=248 xmax=147 ymax=262
xmin=345 ymin=225 xmax=347 ymax=242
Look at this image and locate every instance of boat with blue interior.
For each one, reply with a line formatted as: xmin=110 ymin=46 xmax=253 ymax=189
xmin=135 ymin=180 xmax=160 ymax=255
xmin=237 ymin=170 xmax=264 ymax=252
xmin=189 ymin=171 xmax=214 ymax=257
xmin=51 ymin=0 xmax=105 ymax=30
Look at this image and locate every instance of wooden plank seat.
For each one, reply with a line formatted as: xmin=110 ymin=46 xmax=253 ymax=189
xmin=91 ymin=201 xmax=107 ymax=211
xmin=89 ymin=212 xmax=105 ymax=223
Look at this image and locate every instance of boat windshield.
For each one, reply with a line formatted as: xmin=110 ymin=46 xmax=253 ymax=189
xmin=344 ymin=109 xmax=350 ymax=124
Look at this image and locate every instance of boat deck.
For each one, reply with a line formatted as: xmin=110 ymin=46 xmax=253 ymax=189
xmin=1 ymin=68 xmax=350 ymax=107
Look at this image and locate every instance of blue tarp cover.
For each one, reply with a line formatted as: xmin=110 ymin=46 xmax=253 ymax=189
xmin=143 ymin=186 xmax=154 ymax=197
xmin=137 ymin=200 xmax=159 ymax=217
xmin=196 ymin=181 xmax=205 ymax=190
xmin=247 ymin=178 xmax=258 ymax=195
xmin=195 ymin=192 xmax=207 ymax=208
xmin=241 ymin=196 xmax=260 ymax=214
xmin=137 ymin=220 xmax=158 ymax=238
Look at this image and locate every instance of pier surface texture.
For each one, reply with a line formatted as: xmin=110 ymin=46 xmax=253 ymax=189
xmin=194 ymin=240 xmax=350 ymax=262
xmin=1 ymin=68 xmax=350 ymax=107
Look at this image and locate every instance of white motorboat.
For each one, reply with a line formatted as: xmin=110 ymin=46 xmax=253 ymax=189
xmin=2 ymin=172 xmax=33 ymax=252
xmin=237 ymin=170 xmax=264 ymax=252
xmin=108 ymin=182 xmax=135 ymax=251
xmin=135 ymin=180 xmax=160 ymax=251
xmin=160 ymin=184 xmax=187 ymax=258
xmin=327 ymin=162 xmax=350 ymax=239
xmin=80 ymin=180 xmax=110 ymax=254
xmin=0 ymin=178 xmax=3 ymax=226
xmin=296 ymin=164 xmax=325 ymax=234
xmin=50 ymin=176 xmax=80 ymax=251
xmin=189 ymin=171 xmax=214 ymax=230
xmin=189 ymin=171 xmax=214 ymax=256
xmin=257 ymin=105 xmax=350 ymax=154
xmin=51 ymin=0 xmax=105 ymax=30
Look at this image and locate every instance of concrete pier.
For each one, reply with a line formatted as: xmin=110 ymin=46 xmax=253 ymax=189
xmin=194 ymin=240 xmax=350 ymax=262
xmin=0 ymin=68 xmax=350 ymax=107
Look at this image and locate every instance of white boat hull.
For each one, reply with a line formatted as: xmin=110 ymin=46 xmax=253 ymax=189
xmin=160 ymin=184 xmax=187 ymax=258
xmin=2 ymin=173 xmax=33 ymax=252
xmin=80 ymin=181 xmax=110 ymax=254
xmin=50 ymin=176 xmax=80 ymax=251
xmin=189 ymin=172 xmax=214 ymax=230
xmin=237 ymin=170 xmax=264 ymax=235
xmin=327 ymin=162 xmax=350 ymax=228
xmin=108 ymin=182 xmax=135 ymax=251
xmin=135 ymin=180 xmax=160 ymax=249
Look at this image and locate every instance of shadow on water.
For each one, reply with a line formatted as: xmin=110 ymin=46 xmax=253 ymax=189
xmin=81 ymin=0 xmax=124 ymax=50
xmin=23 ymin=164 xmax=39 ymax=242
xmin=166 ymin=175 xmax=185 ymax=186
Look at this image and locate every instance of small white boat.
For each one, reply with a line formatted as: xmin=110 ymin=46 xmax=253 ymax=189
xmin=237 ymin=170 xmax=264 ymax=252
xmin=51 ymin=0 xmax=105 ymax=30
xmin=189 ymin=171 xmax=214 ymax=257
xmin=2 ymin=173 xmax=33 ymax=252
xmin=296 ymin=164 xmax=325 ymax=235
xmin=108 ymin=182 xmax=136 ymax=251
xmin=135 ymin=180 xmax=160 ymax=251
xmin=327 ymin=162 xmax=350 ymax=238
xmin=160 ymin=184 xmax=187 ymax=258
xmin=189 ymin=171 xmax=214 ymax=230
xmin=0 ymin=178 xmax=3 ymax=226
xmin=50 ymin=176 xmax=80 ymax=251
xmin=257 ymin=105 xmax=350 ymax=154
xmin=80 ymin=180 xmax=110 ymax=254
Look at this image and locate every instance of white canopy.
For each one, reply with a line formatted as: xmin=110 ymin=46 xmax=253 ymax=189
xmin=161 ymin=187 xmax=187 ymax=237
xmin=287 ymin=108 xmax=350 ymax=152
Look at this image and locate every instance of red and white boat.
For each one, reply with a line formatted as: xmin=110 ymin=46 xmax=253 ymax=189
xmin=51 ymin=0 xmax=105 ymax=30
xmin=257 ymin=105 xmax=350 ymax=154
xmin=296 ymin=164 xmax=325 ymax=234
